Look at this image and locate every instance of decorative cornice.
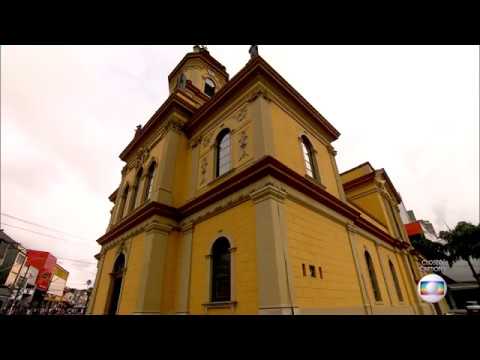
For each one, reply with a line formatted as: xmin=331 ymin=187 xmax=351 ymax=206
xmin=97 ymin=201 xmax=180 ymax=245
xmin=250 ymin=184 xmax=287 ymax=204
xmin=247 ymin=88 xmax=272 ymax=103
xmin=97 ymin=156 xmax=407 ymax=251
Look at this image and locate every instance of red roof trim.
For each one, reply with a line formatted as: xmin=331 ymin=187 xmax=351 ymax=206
xmin=185 ymin=56 xmax=340 ymax=140
xmin=119 ymin=94 xmax=197 ymax=161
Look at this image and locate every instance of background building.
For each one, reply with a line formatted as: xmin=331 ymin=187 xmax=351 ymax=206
xmin=0 ymin=229 xmax=28 ymax=312
xmin=26 ymin=250 xmax=57 ymax=308
xmin=398 ymin=204 xmax=480 ymax=312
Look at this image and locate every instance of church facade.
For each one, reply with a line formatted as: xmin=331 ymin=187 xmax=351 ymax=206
xmin=87 ymin=46 xmax=447 ymax=315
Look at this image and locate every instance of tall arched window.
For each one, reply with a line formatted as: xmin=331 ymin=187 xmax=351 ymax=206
xmin=216 ymin=129 xmax=231 ymax=177
xmin=211 ymin=237 xmax=231 ymax=302
xmin=301 ymin=136 xmax=319 ymax=180
xmin=129 ymin=168 xmax=143 ymax=212
xmin=364 ymin=250 xmax=382 ymax=302
xmin=118 ymin=184 xmax=129 ymax=220
xmin=204 ymin=78 xmax=216 ymax=97
xmin=389 ymin=260 xmax=404 ymax=302
xmin=143 ymin=162 xmax=156 ymax=202
xmin=106 ymin=253 xmax=125 ymax=315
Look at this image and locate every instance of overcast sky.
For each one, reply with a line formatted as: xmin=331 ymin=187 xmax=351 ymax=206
xmin=1 ymin=45 xmax=478 ymax=289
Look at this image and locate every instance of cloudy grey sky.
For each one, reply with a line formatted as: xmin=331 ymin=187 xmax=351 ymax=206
xmin=1 ymin=45 xmax=478 ymax=288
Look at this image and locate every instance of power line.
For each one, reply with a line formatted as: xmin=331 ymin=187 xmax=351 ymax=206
xmin=57 ymin=257 xmax=97 ymax=265
xmin=1 ymin=213 xmax=88 ymax=240
xmin=1 ymin=222 xmax=85 ymax=245
xmin=1 ymin=224 xmax=98 ymax=266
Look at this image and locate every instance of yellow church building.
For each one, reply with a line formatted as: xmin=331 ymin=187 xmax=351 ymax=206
xmin=87 ymin=46 xmax=448 ymax=315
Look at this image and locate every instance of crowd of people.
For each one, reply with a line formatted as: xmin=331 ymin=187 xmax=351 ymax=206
xmin=0 ymin=301 xmax=85 ymax=315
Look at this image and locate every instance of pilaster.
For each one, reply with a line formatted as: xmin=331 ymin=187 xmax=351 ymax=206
xmin=86 ymin=254 xmax=105 ymax=315
xmin=175 ymin=222 xmax=194 ymax=314
xmin=346 ymin=224 xmax=371 ymax=314
xmin=154 ymin=118 xmax=184 ymax=205
xmin=250 ymin=88 xmax=274 ymax=160
xmin=327 ymin=144 xmax=347 ymax=202
xmin=188 ymin=139 xmax=201 ymax=199
xmin=250 ymin=184 xmax=296 ymax=315
xmin=135 ymin=222 xmax=174 ymax=314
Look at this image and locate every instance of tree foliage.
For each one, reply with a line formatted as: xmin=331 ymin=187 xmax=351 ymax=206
xmin=439 ymin=222 xmax=480 ymax=264
xmin=410 ymin=233 xmax=448 ymax=261
xmin=438 ymin=221 xmax=480 ymax=286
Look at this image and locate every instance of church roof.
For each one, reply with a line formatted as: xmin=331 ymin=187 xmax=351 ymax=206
xmin=185 ymin=55 xmax=341 ymax=140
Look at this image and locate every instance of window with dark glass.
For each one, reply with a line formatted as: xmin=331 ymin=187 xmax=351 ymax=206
xmin=204 ymin=78 xmax=216 ymax=97
xmin=301 ymin=136 xmax=318 ymax=180
xmin=144 ymin=162 xmax=156 ymax=202
xmin=130 ymin=168 xmax=143 ymax=212
xmin=107 ymin=253 xmax=125 ymax=315
xmin=389 ymin=260 xmax=404 ymax=302
xmin=365 ymin=251 xmax=382 ymax=302
xmin=216 ymin=129 xmax=231 ymax=177
xmin=211 ymin=237 xmax=231 ymax=302
xmin=309 ymin=265 xmax=316 ymax=278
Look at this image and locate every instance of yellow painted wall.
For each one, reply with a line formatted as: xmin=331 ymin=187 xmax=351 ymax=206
xmin=161 ymin=231 xmax=180 ymax=313
xmin=347 ymin=183 xmax=389 ymax=229
xmin=270 ymin=102 xmax=340 ymax=199
xmin=377 ymin=247 xmax=410 ymax=306
xmin=285 ymin=200 xmax=363 ymax=309
xmin=117 ymin=233 xmax=144 ymax=314
xmin=172 ymin=134 xmax=191 ymax=207
xmin=195 ymin=102 xmax=254 ymax=197
xmin=340 ymin=163 xmax=373 ymax=184
xmin=91 ymin=233 xmax=143 ymax=314
xmin=355 ymin=233 xmax=391 ymax=307
xmin=348 ymin=201 xmax=389 ymax=234
xmin=169 ymin=58 xmax=228 ymax=94
xmin=91 ymin=246 xmax=116 ymax=314
xmin=189 ymin=201 xmax=257 ymax=314
xmin=112 ymin=135 xmax=167 ymax=226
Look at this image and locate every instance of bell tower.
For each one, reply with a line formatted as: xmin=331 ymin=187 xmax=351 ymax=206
xmin=168 ymin=45 xmax=229 ymax=97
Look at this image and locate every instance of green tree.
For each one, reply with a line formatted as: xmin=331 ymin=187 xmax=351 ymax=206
xmin=439 ymin=221 xmax=480 ymax=287
xmin=410 ymin=233 xmax=448 ymax=261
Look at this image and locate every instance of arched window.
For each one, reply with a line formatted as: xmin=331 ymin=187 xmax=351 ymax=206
xmin=106 ymin=253 xmax=125 ymax=315
xmin=389 ymin=260 xmax=404 ymax=302
xmin=301 ymin=136 xmax=319 ymax=180
xmin=118 ymin=184 xmax=129 ymax=220
xmin=204 ymin=78 xmax=216 ymax=97
xmin=216 ymin=129 xmax=231 ymax=177
xmin=143 ymin=162 xmax=156 ymax=202
xmin=129 ymin=168 xmax=143 ymax=212
xmin=211 ymin=237 xmax=231 ymax=302
xmin=364 ymin=250 xmax=382 ymax=302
